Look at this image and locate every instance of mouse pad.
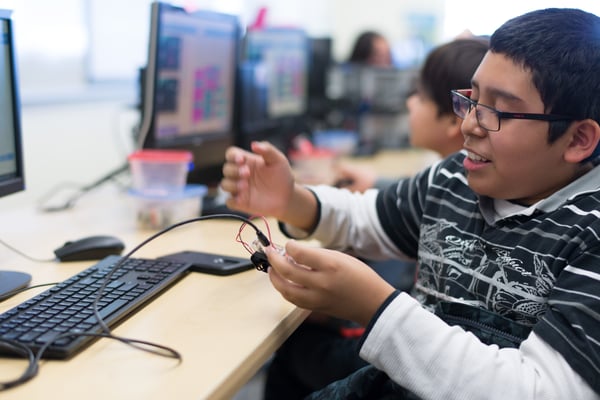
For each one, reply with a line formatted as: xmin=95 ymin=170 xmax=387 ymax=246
xmin=158 ymin=251 xmax=254 ymax=275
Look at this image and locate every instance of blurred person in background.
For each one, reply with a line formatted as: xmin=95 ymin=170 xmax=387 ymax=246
xmin=347 ymin=30 xmax=393 ymax=67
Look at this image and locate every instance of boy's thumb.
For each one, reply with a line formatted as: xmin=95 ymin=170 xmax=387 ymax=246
xmin=251 ymin=141 xmax=286 ymax=165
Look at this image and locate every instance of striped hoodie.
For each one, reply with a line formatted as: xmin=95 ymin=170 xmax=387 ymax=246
xmin=289 ymin=151 xmax=600 ymax=398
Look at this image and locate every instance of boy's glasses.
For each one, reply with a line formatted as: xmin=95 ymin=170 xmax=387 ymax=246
xmin=450 ymin=89 xmax=573 ymax=132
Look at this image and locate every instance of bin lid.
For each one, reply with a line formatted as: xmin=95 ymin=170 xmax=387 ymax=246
xmin=128 ymin=184 xmax=208 ymax=200
xmin=128 ymin=149 xmax=193 ymax=163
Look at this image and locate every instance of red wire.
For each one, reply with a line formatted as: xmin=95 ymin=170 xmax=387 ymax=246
xmin=235 ymin=221 xmax=253 ymax=254
xmin=235 ymin=215 xmax=276 ymax=254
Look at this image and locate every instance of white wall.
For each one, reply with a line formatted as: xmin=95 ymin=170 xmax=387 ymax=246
xmin=442 ymin=0 xmax=600 ymax=39
xmin=5 ymin=0 xmax=600 ymax=95
xmin=5 ymin=0 xmax=446 ymax=93
xmin=1 ymin=100 xmax=138 ymax=210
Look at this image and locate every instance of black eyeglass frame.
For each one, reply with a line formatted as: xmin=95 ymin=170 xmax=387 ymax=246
xmin=450 ymin=89 xmax=574 ymax=132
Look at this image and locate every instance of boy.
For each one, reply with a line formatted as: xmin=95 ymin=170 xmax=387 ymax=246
xmin=221 ymin=8 xmax=600 ymax=399
xmin=263 ymin=37 xmax=489 ymax=399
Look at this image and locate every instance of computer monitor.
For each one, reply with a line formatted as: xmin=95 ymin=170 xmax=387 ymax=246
xmin=0 ymin=9 xmax=32 ymax=299
xmin=306 ymin=37 xmax=333 ymax=120
xmin=328 ymin=63 xmax=416 ymax=113
xmin=137 ymin=2 xmax=241 ymax=188
xmin=326 ymin=63 xmax=417 ymax=153
xmin=236 ymin=27 xmax=309 ymax=152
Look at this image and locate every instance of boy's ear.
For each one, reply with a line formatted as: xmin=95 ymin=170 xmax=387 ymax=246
xmin=564 ymin=119 xmax=600 ymax=163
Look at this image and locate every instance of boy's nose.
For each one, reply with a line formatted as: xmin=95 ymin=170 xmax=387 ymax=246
xmin=461 ymin=109 xmax=487 ymax=138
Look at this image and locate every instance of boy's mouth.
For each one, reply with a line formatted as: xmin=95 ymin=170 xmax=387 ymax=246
xmin=466 ymin=151 xmax=489 ymax=163
xmin=463 ymin=150 xmax=490 ymax=171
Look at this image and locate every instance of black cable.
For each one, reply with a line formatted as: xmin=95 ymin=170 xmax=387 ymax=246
xmin=33 ymin=331 xmax=182 ymax=363
xmin=0 ymin=213 xmax=270 ymax=391
xmin=0 ymin=339 xmax=37 ymax=390
xmin=91 ymin=213 xmax=270 ymax=334
xmin=0 ymin=282 xmax=60 ymax=301
xmin=38 ymin=162 xmax=129 ymax=213
xmin=0 ymin=283 xmax=59 ymax=388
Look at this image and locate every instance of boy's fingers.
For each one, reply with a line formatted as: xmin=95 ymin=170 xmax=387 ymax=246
xmin=251 ymin=141 xmax=288 ymax=166
xmin=284 ymin=241 xmax=328 ymax=272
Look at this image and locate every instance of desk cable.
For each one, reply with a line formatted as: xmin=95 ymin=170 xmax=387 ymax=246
xmin=0 ymin=213 xmax=274 ymax=391
xmin=37 ymin=162 xmax=130 ymax=213
xmin=0 ymin=238 xmax=56 ymax=263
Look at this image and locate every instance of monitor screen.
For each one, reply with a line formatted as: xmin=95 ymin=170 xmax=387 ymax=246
xmin=328 ymin=63 xmax=417 ymax=114
xmin=0 ymin=9 xmax=31 ymax=299
xmin=304 ymin=37 xmax=335 ymax=123
xmin=0 ymin=10 xmax=24 ymax=198
xmin=236 ymin=27 xmax=309 ymax=151
xmin=137 ymin=2 xmax=241 ymax=187
xmin=307 ymin=37 xmax=332 ymax=108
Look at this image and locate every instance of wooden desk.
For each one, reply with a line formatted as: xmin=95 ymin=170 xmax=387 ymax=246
xmin=0 ymin=187 xmax=308 ymax=400
xmin=0 ymin=148 xmax=436 ymax=399
xmin=341 ymin=148 xmax=440 ymax=178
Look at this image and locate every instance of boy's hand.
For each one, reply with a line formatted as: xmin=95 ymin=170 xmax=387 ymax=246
xmin=220 ymin=141 xmax=295 ymax=219
xmin=334 ymin=163 xmax=378 ymax=192
xmin=266 ymin=240 xmax=396 ymax=327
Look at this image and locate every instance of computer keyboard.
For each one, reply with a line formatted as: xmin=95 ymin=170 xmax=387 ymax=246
xmin=0 ymin=255 xmax=191 ymax=359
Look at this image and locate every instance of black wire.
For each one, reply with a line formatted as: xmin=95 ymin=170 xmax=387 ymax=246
xmin=0 ymin=282 xmax=60 ymax=301
xmin=0 ymin=213 xmax=269 ymax=391
xmin=33 ymin=331 xmax=182 ymax=363
xmin=91 ymin=213 xmax=269 ymax=334
xmin=0 ymin=339 xmax=37 ymax=390
xmin=37 ymin=163 xmax=129 ymax=213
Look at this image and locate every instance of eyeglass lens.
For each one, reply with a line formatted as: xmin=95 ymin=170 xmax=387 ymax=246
xmin=452 ymin=91 xmax=499 ymax=131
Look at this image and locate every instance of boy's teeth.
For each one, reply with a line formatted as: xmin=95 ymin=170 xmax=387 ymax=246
xmin=468 ymin=151 xmax=488 ymax=162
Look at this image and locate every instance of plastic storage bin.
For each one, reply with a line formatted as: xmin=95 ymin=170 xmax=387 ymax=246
xmin=129 ymin=184 xmax=208 ymax=229
xmin=128 ymin=149 xmax=193 ymax=196
xmin=289 ymin=148 xmax=337 ymax=185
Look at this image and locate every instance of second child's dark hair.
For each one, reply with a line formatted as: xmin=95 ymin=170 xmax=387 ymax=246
xmin=419 ymin=38 xmax=489 ymax=116
xmin=490 ymin=8 xmax=600 ymax=146
xmin=348 ymin=31 xmax=387 ymax=64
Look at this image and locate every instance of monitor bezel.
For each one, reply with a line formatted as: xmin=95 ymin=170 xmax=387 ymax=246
xmin=236 ymin=26 xmax=310 ymax=151
xmin=0 ymin=9 xmax=25 ymax=198
xmin=137 ymin=2 xmax=241 ymax=187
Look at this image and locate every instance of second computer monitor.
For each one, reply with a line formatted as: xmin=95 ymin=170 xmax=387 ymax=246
xmin=138 ymin=2 xmax=241 ymax=187
xmin=236 ymin=27 xmax=309 ymax=152
xmin=306 ymin=37 xmax=333 ymax=119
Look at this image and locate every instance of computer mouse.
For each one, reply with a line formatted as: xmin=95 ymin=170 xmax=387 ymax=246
xmin=54 ymin=235 xmax=125 ymax=262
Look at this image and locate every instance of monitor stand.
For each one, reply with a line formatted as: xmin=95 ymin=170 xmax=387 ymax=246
xmin=200 ymin=187 xmax=250 ymax=218
xmin=0 ymin=270 xmax=32 ymax=301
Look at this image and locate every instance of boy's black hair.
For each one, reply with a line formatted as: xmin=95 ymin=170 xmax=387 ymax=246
xmin=490 ymin=8 xmax=600 ymax=159
xmin=418 ymin=38 xmax=489 ymax=117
